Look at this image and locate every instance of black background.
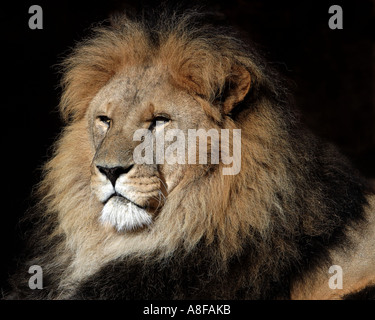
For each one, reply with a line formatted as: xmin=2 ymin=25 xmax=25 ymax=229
xmin=1 ymin=0 xmax=374 ymax=295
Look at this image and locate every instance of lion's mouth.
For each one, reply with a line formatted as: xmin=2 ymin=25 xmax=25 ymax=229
xmin=100 ymin=192 xmax=153 ymax=232
xmin=104 ymin=192 xmax=146 ymax=209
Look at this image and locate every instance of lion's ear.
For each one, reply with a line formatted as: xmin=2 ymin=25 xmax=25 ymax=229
xmin=220 ymin=65 xmax=251 ymax=115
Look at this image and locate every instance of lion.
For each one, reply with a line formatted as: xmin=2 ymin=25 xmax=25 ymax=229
xmin=6 ymin=10 xmax=375 ymax=300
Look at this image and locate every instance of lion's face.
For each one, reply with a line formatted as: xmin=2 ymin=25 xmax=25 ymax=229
xmin=88 ymin=65 xmax=219 ymax=232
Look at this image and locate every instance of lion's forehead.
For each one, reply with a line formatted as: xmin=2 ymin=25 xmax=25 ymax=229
xmin=91 ymin=66 xmax=170 ymax=109
xmin=89 ymin=66 xmax=203 ymax=124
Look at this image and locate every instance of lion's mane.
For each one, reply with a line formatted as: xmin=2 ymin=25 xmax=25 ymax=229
xmin=8 ymin=10 xmax=373 ymax=299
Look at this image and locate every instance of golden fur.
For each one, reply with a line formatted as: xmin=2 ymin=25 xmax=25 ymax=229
xmin=7 ymin=11 xmax=375 ymax=299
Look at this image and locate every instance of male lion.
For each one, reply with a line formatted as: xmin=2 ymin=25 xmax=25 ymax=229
xmin=6 ymin=10 xmax=375 ymax=300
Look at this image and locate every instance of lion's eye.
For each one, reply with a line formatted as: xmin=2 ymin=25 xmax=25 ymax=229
xmin=149 ymin=115 xmax=170 ymax=131
xmin=98 ymin=115 xmax=111 ymax=126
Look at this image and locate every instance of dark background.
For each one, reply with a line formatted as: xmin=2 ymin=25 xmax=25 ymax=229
xmin=1 ymin=0 xmax=374 ymax=293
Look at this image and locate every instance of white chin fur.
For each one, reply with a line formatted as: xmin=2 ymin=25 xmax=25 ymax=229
xmin=99 ymin=197 xmax=152 ymax=232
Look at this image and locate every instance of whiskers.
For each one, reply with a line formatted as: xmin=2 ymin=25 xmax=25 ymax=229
xmin=148 ymin=189 xmax=166 ymax=215
xmin=156 ymin=176 xmax=168 ymax=195
xmin=146 ymin=176 xmax=168 ymax=215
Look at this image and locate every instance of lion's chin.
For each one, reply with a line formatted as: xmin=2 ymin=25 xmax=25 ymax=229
xmin=99 ymin=196 xmax=152 ymax=232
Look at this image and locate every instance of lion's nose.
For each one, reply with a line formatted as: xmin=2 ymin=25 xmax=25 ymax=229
xmin=96 ymin=165 xmax=134 ymax=187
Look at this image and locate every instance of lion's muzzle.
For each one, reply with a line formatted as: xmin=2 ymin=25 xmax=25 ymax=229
xmin=91 ymin=164 xmax=162 ymax=232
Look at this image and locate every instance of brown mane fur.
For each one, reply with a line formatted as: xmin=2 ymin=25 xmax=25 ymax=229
xmin=7 ymin=10 xmax=375 ymax=300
